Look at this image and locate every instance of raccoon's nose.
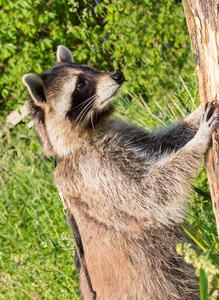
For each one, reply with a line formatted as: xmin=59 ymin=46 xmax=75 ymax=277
xmin=111 ymin=71 xmax=125 ymax=84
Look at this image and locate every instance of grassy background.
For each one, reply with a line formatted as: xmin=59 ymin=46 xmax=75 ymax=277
xmin=0 ymin=123 xmax=80 ymax=299
xmin=0 ymin=0 xmax=219 ymax=299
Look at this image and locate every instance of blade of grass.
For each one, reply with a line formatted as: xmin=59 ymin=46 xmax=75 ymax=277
xmin=199 ymin=268 xmax=208 ymax=300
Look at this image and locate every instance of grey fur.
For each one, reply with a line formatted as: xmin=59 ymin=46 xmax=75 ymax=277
xmin=23 ymin=46 xmax=219 ymax=300
xmin=57 ymin=45 xmax=74 ymax=63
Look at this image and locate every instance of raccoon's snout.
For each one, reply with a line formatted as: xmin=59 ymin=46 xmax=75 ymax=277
xmin=111 ymin=71 xmax=125 ymax=85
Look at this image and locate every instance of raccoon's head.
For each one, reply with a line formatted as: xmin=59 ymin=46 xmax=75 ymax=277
xmin=22 ymin=45 xmax=125 ymax=156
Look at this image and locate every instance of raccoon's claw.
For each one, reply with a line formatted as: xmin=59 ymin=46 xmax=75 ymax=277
xmin=203 ymin=101 xmax=217 ymax=122
xmin=202 ymin=101 xmax=219 ymax=131
xmin=197 ymin=101 xmax=219 ymax=144
xmin=190 ymin=102 xmax=219 ymax=152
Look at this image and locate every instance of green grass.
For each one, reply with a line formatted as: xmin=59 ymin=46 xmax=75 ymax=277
xmin=0 ymin=76 xmax=219 ymax=299
xmin=0 ymin=121 xmax=80 ymax=299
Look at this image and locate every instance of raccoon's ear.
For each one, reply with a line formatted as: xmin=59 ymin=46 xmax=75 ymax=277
xmin=57 ymin=45 xmax=74 ymax=63
xmin=22 ymin=74 xmax=46 ymax=106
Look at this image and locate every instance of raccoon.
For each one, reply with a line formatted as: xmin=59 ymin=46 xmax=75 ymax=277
xmin=22 ymin=45 xmax=219 ymax=300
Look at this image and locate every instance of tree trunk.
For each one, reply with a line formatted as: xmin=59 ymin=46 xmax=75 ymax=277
xmin=182 ymin=0 xmax=219 ymax=238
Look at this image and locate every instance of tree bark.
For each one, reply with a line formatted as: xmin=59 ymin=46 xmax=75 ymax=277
xmin=182 ymin=0 xmax=219 ymax=238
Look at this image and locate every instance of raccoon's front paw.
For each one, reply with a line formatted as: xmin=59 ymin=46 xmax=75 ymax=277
xmin=195 ymin=101 xmax=219 ymax=147
xmin=201 ymin=101 xmax=219 ymax=133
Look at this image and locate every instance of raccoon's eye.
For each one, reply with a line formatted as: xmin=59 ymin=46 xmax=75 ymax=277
xmin=77 ymin=80 xmax=87 ymax=89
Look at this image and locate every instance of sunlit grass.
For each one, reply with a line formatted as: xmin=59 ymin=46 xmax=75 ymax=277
xmin=0 ymin=122 xmax=80 ymax=299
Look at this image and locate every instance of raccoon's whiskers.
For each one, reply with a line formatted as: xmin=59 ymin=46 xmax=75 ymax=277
xmin=69 ymin=94 xmax=98 ymax=112
xmin=83 ymin=98 xmax=100 ymax=130
xmin=76 ymin=96 xmax=98 ymax=125
xmin=76 ymin=102 xmax=92 ymax=124
xmin=76 ymin=98 xmax=94 ymax=122
xmin=90 ymin=110 xmax=96 ymax=132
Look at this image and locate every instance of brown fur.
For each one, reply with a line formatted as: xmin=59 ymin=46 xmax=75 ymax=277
xmin=22 ymin=46 xmax=219 ymax=300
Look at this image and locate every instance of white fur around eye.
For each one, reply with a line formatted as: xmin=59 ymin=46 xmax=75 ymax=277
xmin=55 ymin=76 xmax=79 ymax=115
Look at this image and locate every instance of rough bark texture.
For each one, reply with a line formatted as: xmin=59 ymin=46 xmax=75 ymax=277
xmin=183 ymin=0 xmax=219 ymax=237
